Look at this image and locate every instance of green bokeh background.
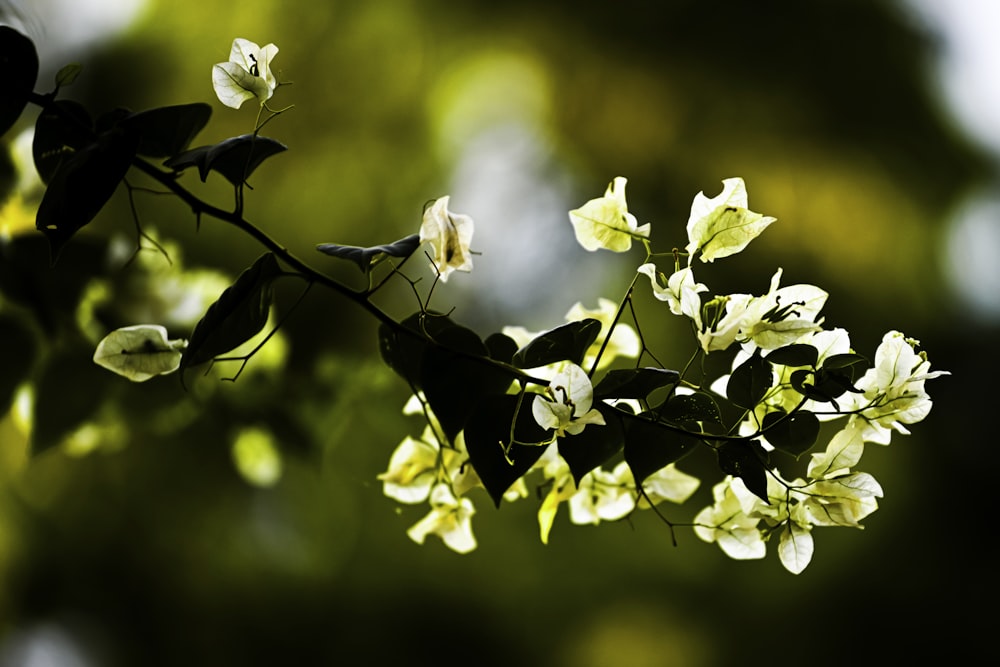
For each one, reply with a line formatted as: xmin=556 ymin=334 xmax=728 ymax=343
xmin=1 ymin=0 xmax=996 ymax=664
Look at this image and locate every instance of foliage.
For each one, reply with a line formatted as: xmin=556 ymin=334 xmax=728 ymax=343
xmin=0 ymin=27 xmax=947 ymax=574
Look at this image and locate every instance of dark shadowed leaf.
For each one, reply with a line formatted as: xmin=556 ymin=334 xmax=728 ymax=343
xmin=164 ymin=134 xmax=286 ymax=184
xmin=180 ymin=253 xmax=282 ymax=371
xmin=622 ymin=412 xmax=700 ymax=486
xmin=511 ymin=319 xmax=601 ymax=368
xmin=558 ymin=403 xmax=624 ymax=484
xmin=765 ymin=344 xmax=818 ymax=368
xmin=464 ymin=395 xmax=550 ymax=506
xmin=120 ymin=103 xmax=212 ymax=158
xmin=659 ymin=392 xmax=722 ymax=426
xmin=316 ymin=234 xmax=420 ymax=273
xmin=54 ymin=63 xmax=82 ymax=88
xmin=727 ymin=350 xmax=773 ymax=410
xmin=0 ymin=27 xmax=38 ymax=138
xmin=32 ymin=100 xmax=93 ymax=184
xmin=593 ymin=367 xmax=680 ymax=400
xmin=35 ymin=127 xmax=140 ymax=262
xmin=717 ymin=439 xmax=770 ymax=502
xmin=762 ymin=410 xmax=820 ymax=458
xmin=484 ymin=333 xmax=518 ymax=364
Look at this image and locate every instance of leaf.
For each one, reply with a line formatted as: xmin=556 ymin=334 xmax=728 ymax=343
xmin=0 ymin=313 xmax=38 ymax=413
xmin=0 ymin=27 xmax=38 ymax=139
xmin=762 ymin=410 xmax=820 ymax=458
xmin=717 ymin=439 xmax=770 ymax=502
xmin=316 ymin=234 xmax=420 ymax=273
xmin=32 ymin=100 xmax=94 ymax=184
xmin=622 ymin=412 xmax=700 ymax=486
xmin=93 ymin=325 xmax=186 ymax=382
xmin=727 ymin=350 xmax=773 ymax=410
xmin=511 ymin=319 xmax=602 ymax=368
xmin=163 ymin=134 xmax=286 ymax=185
xmin=35 ymin=126 xmax=140 ymax=262
xmin=120 ymin=103 xmax=212 ymax=158
xmin=765 ymin=344 xmax=818 ymax=368
xmin=685 ymin=178 xmax=776 ymax=263
xmin=180 ymin=253 xmax=282 ymax=371
xmin=464 ymin=395 xmax=550 ymax=506
xmin=593 ymin=367 xmax=680 ymax=400
xmin=659 ymin=392 xmax=722 ymax=426
xmin=778 ymin=523 xmax=814 ymax=574
xmin=484 ymin=333 xmax=518 ymax=364
xmin=54 ymin=63 xmax=83 ymax=88
xmin=557 ymin=403 xmax=624 ymax=485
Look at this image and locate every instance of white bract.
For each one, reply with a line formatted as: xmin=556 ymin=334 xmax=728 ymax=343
xmin=406 ymin=483 xmax=477 ymax=554
xmin=685 ymin=177 xmax=776 ymax=263
xmin=212 ymin=38 xmax=279 ymax=109
xmin=569 ymin=177 xmax=650 ymax=252
xmin=419 ymin=196 xmax=474 ymax=282
xmin=93 ymin=325 xmax=186 ymax=382
xmin=531 ymin=363 xmax=605 ymax=438
xmin=638 ymin=264 xmax=708 ymax=329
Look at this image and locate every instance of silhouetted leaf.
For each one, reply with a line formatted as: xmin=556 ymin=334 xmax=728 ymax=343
xmin=558 ymin=403 xmax=624 ymax=484
xmin=727 ymin=349 xmax=773 ymax=410
xmin=659 ymin=392 xmax=722 ymax=426
xmin=593 ymin=367 xmax=680 ymax=400
xmin=180 ymin=253 xmax=281 ymax=371
xmin=622 ymin=412 xmax=700 ymax=485
xmin=511 ymin=319 xmax=601 ymax=368
xmin=35 ymin=126 xmax=140 ymax=262
xmin=32 ymin=100 xmax=93 ymax=184
xmin=464 ymin=395 xmax=550 ymax=506
xmin=164 ymin=134 xmax=286 ymax=184
xmin=484 ymin=333 xmax=518 ymax=364
xmin=316 ymin=234 xmax=420 ymax=273
xmin=717 ymin=439 xmax=770 ymax=502
xmin=120 ymin=103 xmax=212 ymax=158
xmin=0 ymin=27 xmax=38 ymax=138
xmin=762 ymin=410 xmax=820 ymax=458
xmin=54 ymin=63 xmax=82 ymax=88
xmin=765 ymin=344 xmax=818 ymax=368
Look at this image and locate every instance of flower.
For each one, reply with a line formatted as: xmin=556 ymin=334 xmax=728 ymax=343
xmin=568 ymin=177 xmax=650 ymax=252
xmin=638 ymin=264 xmax=708 ymax=330
xmin=419 ymin=196 xmax=474 ymax=282
xmin=531 ymin=363 xmax=606 ymax=437
xmin=685 ymin=177 xmax=775 ymax=263
xmin=406 ymin=483 xmax=477 ymax=554
xmin=212 ymin=38 xmax=279 ymax=109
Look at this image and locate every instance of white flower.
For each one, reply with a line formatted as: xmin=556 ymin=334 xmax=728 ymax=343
xmin=406 ymin=483 xmax=477 ymax=554
xmin=568 ymin=177 xmax=650 ymax=252
xmin=93 ymin=324 xmax=186 ymax=382
xmin=419 ymin=196 xmax=474 ymax=282
xmin=638 ymin=264 xmax=708 ymax=330
xmin=531 ymin=363 xmax=606 ymax=437
xmin=568 ymin=462 xmax=636 ymax=525
xmin=685 ymin=177 xmax=776 ymax=263
xmin=212 ymin=38 xmax=279 ymax=109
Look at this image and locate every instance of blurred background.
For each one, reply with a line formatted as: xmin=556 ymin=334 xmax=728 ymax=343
xmin=0 ymin=0 xmax=997 ymax=664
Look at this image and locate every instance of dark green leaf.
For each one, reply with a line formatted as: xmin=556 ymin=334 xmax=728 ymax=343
xmin=727 ymin=350 xmax=773 ymax=410
xmin=180 ymin=253 xmax=282 ymax=371
xmin=32 ymin=100 xmax=93 ymax=184
xmin=316 ymin=234 xmax=420 ymax=273
xmin=659 ymin=392 xmax=722 ymax=426
xmin=419 ymin=322 xmax=515 ymax=443
xmin=511 ymin=319 xmax=601 ymax=368
xmin=717 ymin=439 xmax=770 ymax=502
xmin=164 ymin=134 xmax=286 ymax=185
xmin=0 ymin=27 xmax=38 ymax=139
xmin=120 ymin=103 xmax=212 ymax=158
xmin=558 ymin=403 xmax=624 ymax=485
xmin=765 ymin=344 xmax=818 ymax=368
xmin=762 ymin=410 xmax=820 ymax=458
xmin=593 ymin=367 xmax=680 ymax=400
xmin=622 ymin=412 xmax=700 ymax=486
xmin=464 ymin=395 xmax=550 ymax=506
xmin=822 ymin=353 xmax=870 ymax=376
xmin=484 ymin=333 xmax=518 ymax=364
xmin=35 ymin=126 xmax=140 ymax=262
xmin=54 ymin=63 xmax=82 ymax=88
xmin=0 ymin=313 xmax=38 ymax=413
